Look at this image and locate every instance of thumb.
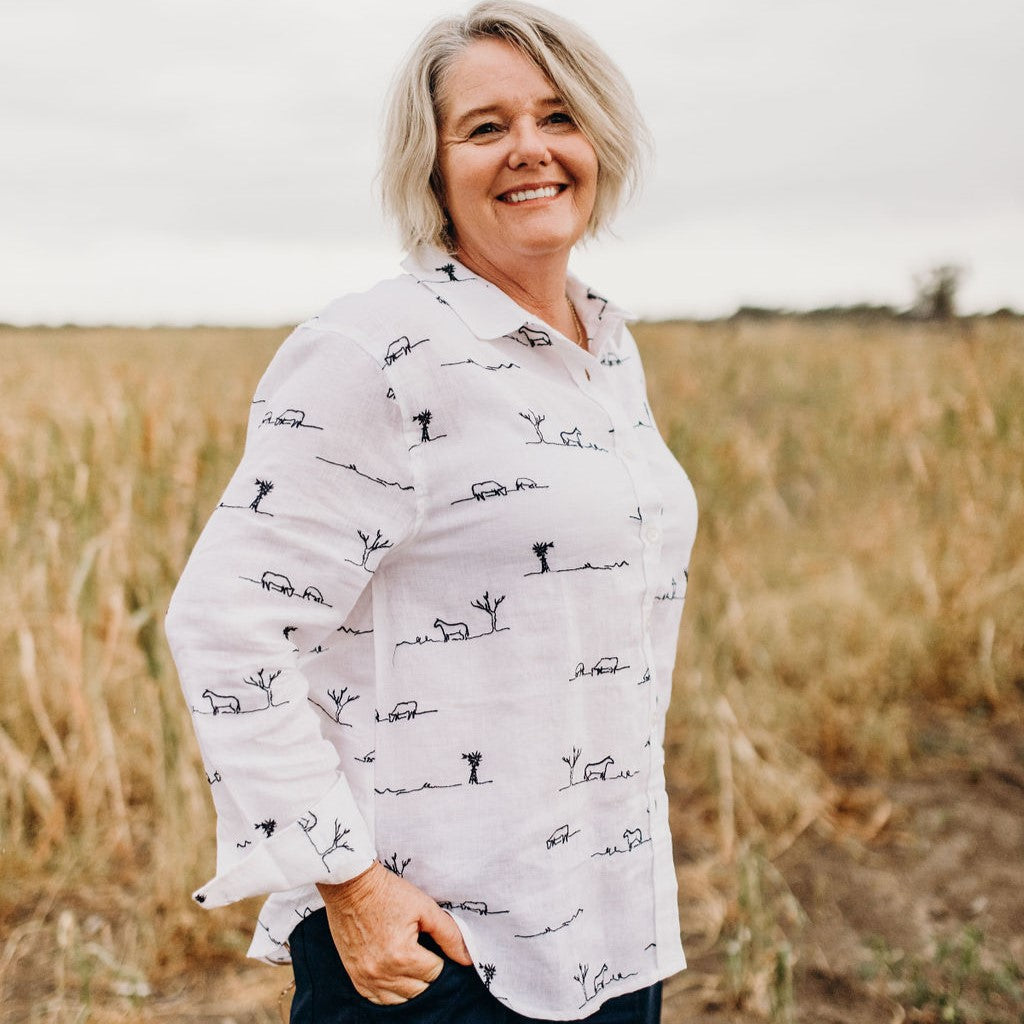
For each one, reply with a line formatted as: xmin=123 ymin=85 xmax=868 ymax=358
xmin=420 ymin=903 xmax=473 ymax=965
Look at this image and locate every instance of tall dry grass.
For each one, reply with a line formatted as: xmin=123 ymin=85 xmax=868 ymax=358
xmin=0 ymin=319 xmax=1021 ymax=1021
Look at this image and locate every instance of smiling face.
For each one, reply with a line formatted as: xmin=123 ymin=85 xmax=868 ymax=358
xmin=437 ymin=38 xmax=599 ymax=275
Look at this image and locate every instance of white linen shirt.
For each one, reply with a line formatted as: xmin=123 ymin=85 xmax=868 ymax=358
xmin=165 ymin=247 xmax=698 ymax=1021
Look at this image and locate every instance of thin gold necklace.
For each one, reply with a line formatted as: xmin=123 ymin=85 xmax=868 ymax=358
xmin=567 ymin=296 xmax=586 ymax=349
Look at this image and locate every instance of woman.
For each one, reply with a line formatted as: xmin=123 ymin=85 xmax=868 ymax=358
xmin=165 ymin=3 xmax=698 ymax=1021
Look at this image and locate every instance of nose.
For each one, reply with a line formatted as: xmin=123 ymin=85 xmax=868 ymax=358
xmin=507 ymin=117 xmax=551 ymax=169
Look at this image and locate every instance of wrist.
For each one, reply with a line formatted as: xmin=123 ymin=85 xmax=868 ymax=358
xmin=317 ymin=860 xmax=382 ymax=906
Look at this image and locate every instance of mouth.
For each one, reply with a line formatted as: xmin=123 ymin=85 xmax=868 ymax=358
xmin=498 ymin=184 xmax=567 ymax=205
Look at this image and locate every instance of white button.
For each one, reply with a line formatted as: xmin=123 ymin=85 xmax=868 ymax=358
xmin=641 ymin=525 xmax=661 ymax=545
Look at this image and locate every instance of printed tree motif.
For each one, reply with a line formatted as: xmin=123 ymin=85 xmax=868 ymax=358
xmin=327 ymin=687 xmax=359 ymax=722
xmin=244 ymin=668 xmax=283 ymax=708
xmin=573 ymin=963 xmax=590 ymax=1001
xmin=382 ymin=852 xmax=411 ymax=877
xmin=480 ymin=963 xmax=497 ymax=990
xmin=518 ymin=409 xmax=547 ymax=443
xmin=297 ymin=811 xmax=353 ymax=868
xmin=438 ymin=263 xmax=458 ymax=281
xmin=470 ymin=591 xmax=506 ymax=633
xmin=255 ymin=818 xmax=276 ymax=838
xmin=462 ymin=751 xmax=483 ymax=785
xmin=412 ymin=409 xmax=434 ymax=443
xmin=355 ymin=528 xmax=393 ymax=570
xmin=249 ymin=478 xmax=274 ymax=513
xmin=532 ymin=541 xmax=554 ymax=574
xmin=562 ymin=747 xmax=582 ymax=787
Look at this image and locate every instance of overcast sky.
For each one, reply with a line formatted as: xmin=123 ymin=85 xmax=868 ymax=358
xmin=3 ymin=0 xmax=1022 ymax=324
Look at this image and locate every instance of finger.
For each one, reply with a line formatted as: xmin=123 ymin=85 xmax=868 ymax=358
xmin=421 ymin=906 xmax=473 ymax=965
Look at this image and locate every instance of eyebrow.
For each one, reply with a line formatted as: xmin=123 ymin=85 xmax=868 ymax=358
xmin=449 ymin=96 xmax=565 ymax=134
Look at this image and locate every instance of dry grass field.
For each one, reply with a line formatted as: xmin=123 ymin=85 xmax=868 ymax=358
xmin=1 ymin=318 xmax=1022 ymax=1023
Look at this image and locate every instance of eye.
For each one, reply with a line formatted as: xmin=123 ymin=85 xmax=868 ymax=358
xmin=469 ymin=121 xmax=503 ymax=138
xmin=546 ymin=111 xmax=576 ymax=128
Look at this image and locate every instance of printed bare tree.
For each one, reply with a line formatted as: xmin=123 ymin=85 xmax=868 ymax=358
xmin=518 ymin=409 xmax=547 ymax=443
xmin=480 ymin=963 xmax=497 ymax=990
xmin=562 ymin=746 xmax=582 ymax=787
xmin=412 ymin=410 xmax=434 ymax=442
xmin=471 ymin=591 xmax=506 ymax=633
xmin=382 ymin=852 xmax=411 ymax=877
xmin=249 ymin=478 xmax=274 ymax=513
xmin=329 ymin=686 xmax=358 ymax=720
xmin=573 ymin=963 xmax=590 ymax=1001
xmin=532 ymin=541 xmax=554 ymax=574
xmin=298 ymin=811 xmax=354 ymax=869
xmin=355 ymin=528 xmax=393 ymax=570
xmin=462 ymin=751 xmax=483 ymax=785
xmin=244 ymin=668 xmax=283 ymax=708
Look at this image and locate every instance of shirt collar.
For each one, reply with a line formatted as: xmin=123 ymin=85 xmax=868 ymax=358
xmin=400 ymin=246 xmax=634 ymax=342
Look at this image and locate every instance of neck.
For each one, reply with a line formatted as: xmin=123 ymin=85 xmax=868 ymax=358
xmin=454 ymin=245 xmax=579 ymax=342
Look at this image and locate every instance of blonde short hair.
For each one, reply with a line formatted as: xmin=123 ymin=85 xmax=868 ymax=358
xmin=380 ymin=0 xmax=650 ymax=252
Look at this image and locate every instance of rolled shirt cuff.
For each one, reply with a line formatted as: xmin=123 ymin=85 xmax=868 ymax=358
xmin=192 ymin=774 xmax=376 ymax=908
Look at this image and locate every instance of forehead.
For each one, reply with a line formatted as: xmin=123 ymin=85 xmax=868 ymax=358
xmin=438 ymin=38 xmax=557 ymax=124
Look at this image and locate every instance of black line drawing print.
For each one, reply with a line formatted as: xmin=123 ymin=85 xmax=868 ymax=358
xmin=462 ymin=751 xmax=492 ymax=785
xmin=574 ymin=962 xmax=639 ymax=1010
xmin=655 ymin=569 xmax=689 ymax=602
xmin=298 ymin=811 xmax=354 ymax=869
xmin=309 ymin=686 xmax=360 ymax=725
xmin=450 ymin=476 xmax=548 ymax=506
xmin=240 ymin=570 xmax=334 ymax=606
xmin=195 ymin=669 xmax=291 ymax=717
xmin=409 ymin=409 xmax=448 ymax=449
xmin=206 ymin=770 xmax=221 ymax=784
xmin=503 ymin=325 xmax=552 ymax=347
xmin=436 ymin=899 xmax=509 ymax=916
xmin=395 ymin=591 xmax=509 ymax=651
xmin=315 ymin=456 xmax=414 ymax=492
xmin=600 ymin=353 xmax=626 ymax=366
xmin=559 ymin=749 xmax=637 ymax=791
xmin=441 ymin=357 xmax=521 ymax=372
xmin=384 ymin=335 xmax=428 ymax=365
xmin=635 ymin=401 xmax=655 ymax=429
xmin=546 ymin=824 xmax=581 ymax=849
xmin=639 ymin=667 xmax=651 ymax=686
xmin=591 ymin=827 xmax=651 ymax=858
xmin=201 ymin=689 xmax=240 ymax=714
xmin=258 ymin=408 xmax=324 ymax=431
xmin=337 ymin=623 xmax=373 ymax=636
xmin=586 ymin=288 xmax=608 ymax=320
xmin=284 ymin=626 xmax=298 ymax=642
xmin=244 ymin=667 xmax=287 ymax=709
xmin=479 ymin=964 xmax=497 ymax=990
xmin=235 ymin=839 xmax=252 ymax=849
xmin=382 ymin=852 xmax=411 ymax=877
xmin=645 ymin=942 xmax=657 ymax=952
xmin=386 ymin=386 xmax=396 ymax=400
xmin=219 ymin=478 xmax=276 ymax=516
xmin=374 ymin=699 xmax=438 ymax=723
xmin=514 ymin=907 xmax=583 ymax=939
xmin=374 ymin=781 xmax=462 ymax=797
xmin=435 ymin=295 xmax=449 ymax=306
xmin=345 ymin=529 xmax=393 ymax=573
xmin=525 ymin=543 xmax=628 ymax=578
xmin=255 ymin=818 xmax=276 ymax=838
xmin=470 ymin=591 xmax=505 ymax=634
xmin=571 ymin=656 xmax=631 ymax=681
xmin=419 ymin=264 xmax=477 ymax=284
xmin=630 ymin=507 xmax=643 ymax=523
xmin=532 ymin=541 xmax=554 ymax=574
xmin=355 ymin=749 xmax=375 ymax=763
xmin=518 ymin=409 xmax=608 ymax=452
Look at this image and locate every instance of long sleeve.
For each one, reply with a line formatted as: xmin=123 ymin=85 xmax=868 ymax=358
xmin=164 ymin=321 xmax=420 ymax=908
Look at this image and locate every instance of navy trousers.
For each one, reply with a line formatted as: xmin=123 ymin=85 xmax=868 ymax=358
xmin=289 ymin=908 xmax=662 ymax=1024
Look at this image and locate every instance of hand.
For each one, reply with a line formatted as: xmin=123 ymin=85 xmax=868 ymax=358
xmin=316 ymin=862 xmax=473 ymax=1005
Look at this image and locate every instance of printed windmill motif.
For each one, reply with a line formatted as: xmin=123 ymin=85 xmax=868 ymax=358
xmin=218 ymin=478 xmax=277 ymax=516
xmin=525 ymin=541 xmax=628 ymax=577
xmin=408 ymin=409 xmax=448 ymax=449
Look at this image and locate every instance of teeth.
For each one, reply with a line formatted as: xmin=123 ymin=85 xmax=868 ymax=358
xmin=504 ymin=185 xmax=560 ymax=204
